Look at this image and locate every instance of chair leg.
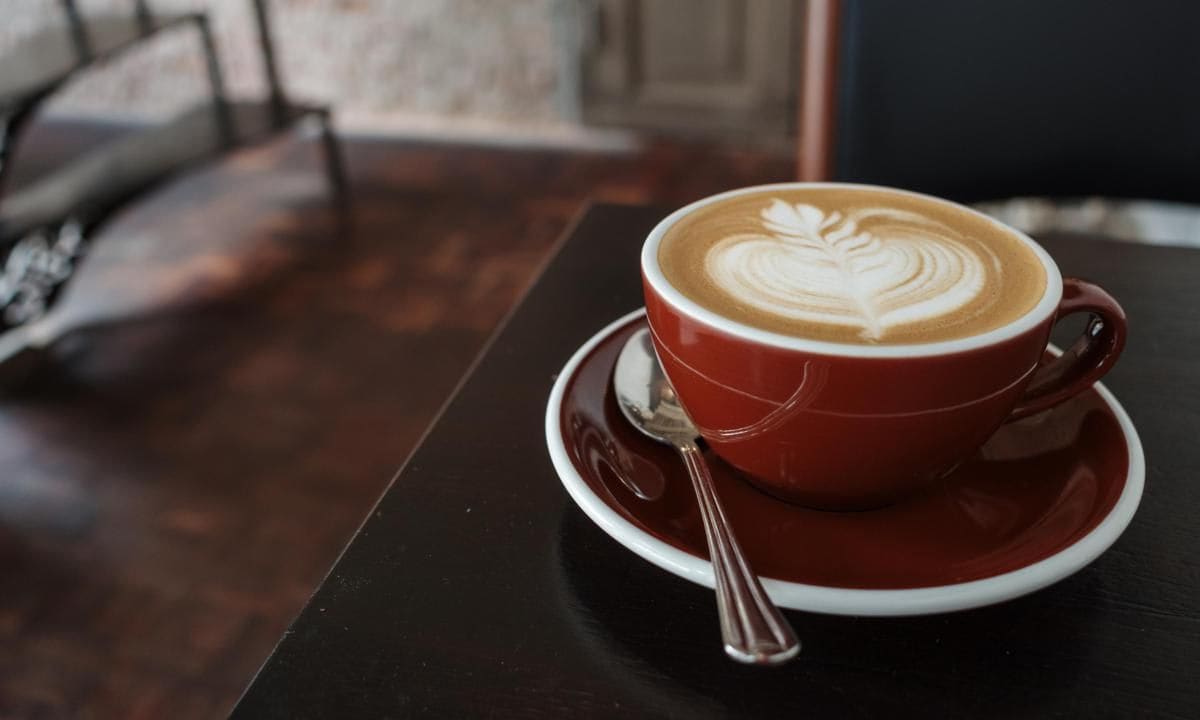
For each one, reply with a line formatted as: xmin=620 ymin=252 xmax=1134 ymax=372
xmin=195 ymin=15 xmax=234 ymax=142
xmin=196 ymin=15 xmax=228 ymax=104
xmin=316 ymin=110 xmax=349 ymax=206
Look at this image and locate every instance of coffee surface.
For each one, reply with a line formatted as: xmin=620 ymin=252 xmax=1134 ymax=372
xmin=657 ymin=187 xmax=1047 ymax=345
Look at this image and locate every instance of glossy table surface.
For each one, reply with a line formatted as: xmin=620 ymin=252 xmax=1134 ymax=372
xmin=234 ymin=204 xmax=1200 ymax=718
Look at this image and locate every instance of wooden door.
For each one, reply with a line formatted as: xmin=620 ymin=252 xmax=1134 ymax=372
xmin=578 ymin=0 xmax=798 ymax=143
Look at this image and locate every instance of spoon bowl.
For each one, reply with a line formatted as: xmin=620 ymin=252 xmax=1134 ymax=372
xmin=613 ymin=328 xmax=800 ymax=665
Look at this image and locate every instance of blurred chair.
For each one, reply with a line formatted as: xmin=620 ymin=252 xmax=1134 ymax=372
xmin=0 ymin=0 xmax=345 ymax=360
xmin=798 ymin=0 xmax=1200 ymax=206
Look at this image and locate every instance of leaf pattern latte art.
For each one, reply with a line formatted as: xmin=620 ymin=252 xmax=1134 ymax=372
xmin=704 ymin=199 xmax=998 ymax=341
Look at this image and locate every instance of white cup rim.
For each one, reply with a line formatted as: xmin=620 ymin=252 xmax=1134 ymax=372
xmin=641 ymin=182 xmax=1064 ymax=359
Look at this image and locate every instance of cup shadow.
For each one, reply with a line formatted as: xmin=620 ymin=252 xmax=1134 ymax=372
xmin=554 ymin=505 xmax=1105 ymax=718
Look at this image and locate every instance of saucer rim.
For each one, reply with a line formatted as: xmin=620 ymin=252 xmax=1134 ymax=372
xmin=545 ymin=308 xmax=1145 ymax=617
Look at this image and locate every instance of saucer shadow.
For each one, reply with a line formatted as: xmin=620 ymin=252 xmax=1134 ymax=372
xmin=555 ymin=505 xmax=1105 ymax=717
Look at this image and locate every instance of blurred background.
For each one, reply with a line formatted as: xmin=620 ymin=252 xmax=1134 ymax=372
xmin=0 ymin=0 xmax=798 ymax=144
xmin=2 ymin=1 xmax=571 ymax=136
xmin=0 ymin=1 xmax=1196 ymax=717
xmin=0 ymin=2 xmax=798 ymax=717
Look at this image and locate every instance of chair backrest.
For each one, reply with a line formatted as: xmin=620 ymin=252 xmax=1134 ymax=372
xmin=249 ymin=0 xmax=286 ymax=110
xmin=59 ymin=0 xmax=89 ymax=56
xmin=121 ymin=1 xmax=285 ymax=109
xmin=799 ymin=0 xmax=1200 ymax=204
xmin=60 ymin=0 xmax=152 ymax=25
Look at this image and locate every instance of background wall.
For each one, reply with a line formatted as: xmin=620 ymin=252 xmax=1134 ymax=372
xmin=0 ymin=0 xmax=569 ymax=133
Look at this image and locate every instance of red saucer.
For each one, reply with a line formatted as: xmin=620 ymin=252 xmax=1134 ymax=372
xmin=546 ymin=311 xmax=1144 ymax=614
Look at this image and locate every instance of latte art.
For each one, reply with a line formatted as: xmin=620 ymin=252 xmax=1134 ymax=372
xmin=705 ymin=200 xmax=999 ymax=341
xmin=657 ymin=187 xmax=1047 ymax=345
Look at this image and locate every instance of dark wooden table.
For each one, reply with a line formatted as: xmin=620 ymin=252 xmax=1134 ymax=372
xmin=233 ymin=204 xmax=1200 ymax=718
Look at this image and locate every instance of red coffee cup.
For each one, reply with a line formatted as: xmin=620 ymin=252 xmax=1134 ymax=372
xmin=642 ymin=184 xmax=1126 ymax=510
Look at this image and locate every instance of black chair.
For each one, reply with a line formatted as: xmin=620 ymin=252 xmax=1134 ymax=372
xmin=798 ymin=0 xmax=1200 ymax=205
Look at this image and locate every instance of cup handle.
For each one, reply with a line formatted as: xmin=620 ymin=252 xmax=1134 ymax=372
xmin=1008 ymin=278 xmax=1127 ymax=421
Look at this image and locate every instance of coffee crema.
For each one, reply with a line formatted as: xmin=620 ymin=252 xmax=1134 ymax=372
xmin=657 ymin=187 xmax=1047 ymax=345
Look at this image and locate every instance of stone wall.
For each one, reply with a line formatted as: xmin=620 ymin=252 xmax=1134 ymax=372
xmin=0 ymin=0 xmax=566 ymax=130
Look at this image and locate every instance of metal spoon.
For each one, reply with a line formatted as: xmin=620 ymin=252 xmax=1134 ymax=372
xmin=613 ymin=328 xmax=800 ymax=665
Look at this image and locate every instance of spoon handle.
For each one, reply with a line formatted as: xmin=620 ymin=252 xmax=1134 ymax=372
xmin=676 ymin=440 xmax=800 ymax=665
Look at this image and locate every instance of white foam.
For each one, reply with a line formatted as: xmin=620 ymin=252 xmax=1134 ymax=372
xmin=704 ymin=199 xmax=997 ymax=341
